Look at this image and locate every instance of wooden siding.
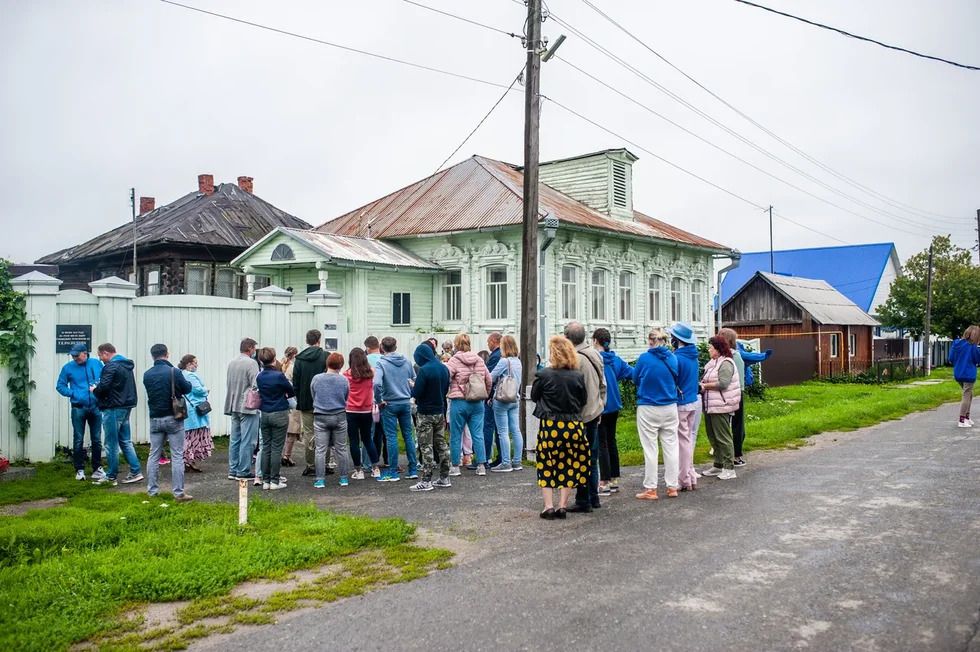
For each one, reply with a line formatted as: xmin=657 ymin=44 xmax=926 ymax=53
xmin=539 ymin=155 xmax=612 ymax=216
xmin=723 ymin=276 xmax=803 ymax=326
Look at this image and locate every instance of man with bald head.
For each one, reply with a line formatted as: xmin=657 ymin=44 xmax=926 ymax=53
xmin=564 ymin=321 xmax=607 ymax=513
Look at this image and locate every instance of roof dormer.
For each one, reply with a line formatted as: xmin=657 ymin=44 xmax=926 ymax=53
xmin=538 ymin=148 xmax=638 ymax=221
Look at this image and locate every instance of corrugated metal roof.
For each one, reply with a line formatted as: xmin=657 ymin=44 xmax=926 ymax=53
xmin=756 ymin=272 xmax=879 ymax=326
xmin=282 ymin=228 xmax=439 ymax=270
xmin=37 ymin=183 xmax=312 ymax=264
xmin=316 ymin=155 xmax=730 ymax=252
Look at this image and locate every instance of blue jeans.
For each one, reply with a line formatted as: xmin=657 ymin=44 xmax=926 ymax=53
xmin=102 ymin=407 xmax=141 ymax=480
xmin=483 ymin=400 xmax=498 ymax=462
xmin=492 ymin=399 xmax=522 ymax=465
xmin=381 ymin=401 xmax=417 ymax=476
xmin=148 ymin=416 xmax=186 ymax=497
xmin=575 ymin=417 xmax=601 ymax=508
xmin=71 ymin=405 xmax=102 ymax=472
xmin=229 ymin=412 xmax=260 ymax=477
xmin=449 ymin=399 xmax=486 ymax=466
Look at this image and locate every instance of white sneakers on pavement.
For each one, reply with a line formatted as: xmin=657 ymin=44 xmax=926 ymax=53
xmin=718 ymin=469 xmax=737 ymax=480
xmin=701 ymin=467 xmax=723 ymax=477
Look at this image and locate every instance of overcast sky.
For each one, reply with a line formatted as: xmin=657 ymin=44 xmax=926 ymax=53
xmin=2 ymin=0 xmax=978 ymax=267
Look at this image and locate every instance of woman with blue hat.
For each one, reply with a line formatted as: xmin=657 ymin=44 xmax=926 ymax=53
xmin=668 ymin=322 xmax=701 ymax=491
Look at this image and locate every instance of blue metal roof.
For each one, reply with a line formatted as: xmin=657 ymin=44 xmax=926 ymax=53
xmin=720 ymin=243 xmax=897 ymax=313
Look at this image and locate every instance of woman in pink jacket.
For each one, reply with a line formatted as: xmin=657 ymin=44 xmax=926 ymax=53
xmin=446 ymin=333 xmax=493 ymax=477
xmin=699 ymin=335 xmax=741 ymax=480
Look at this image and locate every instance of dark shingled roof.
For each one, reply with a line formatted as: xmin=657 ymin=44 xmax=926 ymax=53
xmin=37 ymin=183 xmax=312 ymax=264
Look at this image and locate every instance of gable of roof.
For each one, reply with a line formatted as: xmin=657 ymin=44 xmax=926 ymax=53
xmin=316 ymin=155 xmax=729 ymax=252
xmin=37 ymin=183 xmax=312 ymax=265
xmin=720 ymin=243 xmax=898 ymax=313
xmin=726 ymin=271 xmax=879 ymax=326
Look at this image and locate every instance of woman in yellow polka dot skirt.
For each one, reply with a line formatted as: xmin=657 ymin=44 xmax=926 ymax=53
xmin=530 ymin=335 xmax=588 ymax=520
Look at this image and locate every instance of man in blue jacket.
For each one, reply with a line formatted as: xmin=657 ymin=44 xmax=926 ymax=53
xmin=410 ymin=342 xmax=451 ymax=492
xmin=373 ymin=337 xmax=418 ymax=482
xmin=56 ymin=343 xmax=105 ymax=482
xmin=143 ymin=343 xmax=193 ymax=501
xmin=92 ymin=342 xmax=143 ymax=486
xmin=482 ymin=332 xmax=502 ymax=467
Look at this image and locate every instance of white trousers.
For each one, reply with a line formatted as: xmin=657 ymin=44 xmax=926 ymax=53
xmin=637 ymin=404 xmax=680 ymax=490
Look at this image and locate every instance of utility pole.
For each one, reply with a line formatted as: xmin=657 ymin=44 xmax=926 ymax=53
xmin=768 ymin=205 xmax=774 ymax=273
xmin=130 ymin=188 xmax=138 ymax=284
xmin=975 ymin=208 xmax=979 ymax=265
xmin=923 ymin=242 xmax=934 ymax=375
xmin=519 ymin=0 xmax=542 ymax=425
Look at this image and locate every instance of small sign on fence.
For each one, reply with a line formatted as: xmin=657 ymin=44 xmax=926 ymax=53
xmin=55 ymin=324 xmax=92 ymax=354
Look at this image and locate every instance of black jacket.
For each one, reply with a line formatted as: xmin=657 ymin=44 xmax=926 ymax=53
xmin=93 ymin=355 xmax=138 ymax=411
xmin=292 ymin=345 xmax=327 ymax=412
xmin=143 ymin=359 xmax=193 ymax=419
xmin=412 ymin=343 xmax=450 ymax=415
xmin=530 ymin=367 xmax=587 ymax=422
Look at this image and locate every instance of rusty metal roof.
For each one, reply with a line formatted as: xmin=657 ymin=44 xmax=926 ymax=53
xmin=37 ymin=183 xmax=312 ymax=264
xmin=316 ymin=155 xmax=730 ymax=252
xmin=278 ymin=228 xmax=439 ymax=270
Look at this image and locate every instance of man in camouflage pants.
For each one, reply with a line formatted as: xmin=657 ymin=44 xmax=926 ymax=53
xmin=409 ymin=342 xmax=451 ymax=491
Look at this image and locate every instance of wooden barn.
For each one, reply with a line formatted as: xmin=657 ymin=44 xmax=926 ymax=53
xmin=721 ymin=272 xmax=879 ymax=385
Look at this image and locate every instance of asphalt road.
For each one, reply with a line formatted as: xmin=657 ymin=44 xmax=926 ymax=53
xmin=183 ymin=402 xmax=979 ymax=652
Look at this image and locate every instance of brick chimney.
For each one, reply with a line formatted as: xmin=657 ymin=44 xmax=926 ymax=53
xmin=237 ymin=176 xmax=254 ymax=194
xmin=139 ymin=196 xmax=155 ymax=215
xmin=198 ymin=173 xmax=215 ymax=195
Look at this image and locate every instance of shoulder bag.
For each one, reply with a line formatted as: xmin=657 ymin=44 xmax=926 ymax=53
xmin=463 ymin=362 xmax=489 ymax=401
xmin=171 ymin=369 xmax=189 ymax=420
xmin=494 ymin=359 xmax=518 ymax=403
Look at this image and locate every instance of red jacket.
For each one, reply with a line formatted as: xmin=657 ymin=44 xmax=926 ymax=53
xmin=343 ymin=369 xmax=374 ymax=412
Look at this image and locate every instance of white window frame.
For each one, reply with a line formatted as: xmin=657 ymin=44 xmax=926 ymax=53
xmin=485 ymin=266 xmax=508 ymax=321
xmin=591 ymin=269 xmax=608 ymax=321
xmin=690 ymin=279 xmax=705 ymax=323
xmin=670 ymin=277 xmax=684 ymax=322
xmin=648 ymin=274 xmax=663 ymax=322
xmin=215 ymin=267 xmax=239 ymax=298
xmin=830 ymin=333 xmax=840 ymax=358
xmin=146 ymin=268 xmax=161 ymax=296
xmin=443 ymin=269 xmax=462 ymax=322
xmin=848 ymin=332 xmax=857 ymax=358
xmin=392 ymin=292 xmax=411 ymax=326
xmin=184 ymin=264 xmax=210 ymax=296
xmin=618 ymin=271 xmax=634 ymax=321
xmin=561 ymin=265 xmax=578 ymax=320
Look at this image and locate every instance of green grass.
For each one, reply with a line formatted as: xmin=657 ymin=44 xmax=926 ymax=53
xmin=0 ymin=459 xmax=100 ymax=506
xmin=617 ymin=368 xmax=960 ymax=467
xmin=0 ymin=492 xmax=449 ymax=651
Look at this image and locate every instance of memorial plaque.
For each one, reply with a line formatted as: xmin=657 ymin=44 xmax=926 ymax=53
xmin=56 ymin=325 xmax=92 ymax=354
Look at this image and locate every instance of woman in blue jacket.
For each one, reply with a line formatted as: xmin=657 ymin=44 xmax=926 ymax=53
xmin=667 ymin=323 xmax=701 ymax=491
xmin=178 ymin=354 xmax=212 ymax=472
xmin=632 ymin=329 xmax=680 ymax=501
xmin=592 ymin=328 xmax=632 ymax=495
xmin=949 ymin=325 xmax=980 ymax=428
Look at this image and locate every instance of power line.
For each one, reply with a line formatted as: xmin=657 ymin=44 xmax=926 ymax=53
xmin=732 ymin=0 xmax=980 ymax=72
xmin=401 ymin=0 xmax=521 ymax=39
xmin=573 ymin=0 xmax=973 ymax=224
xmin=157 ymin=0 xmax=513 ymax=90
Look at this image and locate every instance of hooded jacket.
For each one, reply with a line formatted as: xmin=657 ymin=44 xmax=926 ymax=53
xmin=599 ymin=350 xmax=633 ymax=414
xmin=575 ymin=342 xmax=607 ymax=422
xmin=413 ymin=343 xmax=450 ymax=415
xmin=93 ymin=355 xmax=138 ymax=410
xmin=674 ymin=344 xmax=700 ymax=406
xmin=56 ymin=356 xmax=103 ymax=408
xmin=446 ymin=351 xmax=492 ymax=400
xmin=632 ymin=346 xmax=679 ymax=407
xmin=737 ymin=343 xmax=773 ymax=387
xmin=292 ymin=346 xmax=327 ymax=412
xmin=374 ymin=352 xmax=416 ymax=403
xmin=949 ymin=338 xmax=980 ymax=383
xmin=143 ymin=358 xmax=193 ymax=419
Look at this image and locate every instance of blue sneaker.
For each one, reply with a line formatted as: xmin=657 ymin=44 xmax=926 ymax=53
xmin=386 ymin=473 xmax=401 ymax=483
xmin=313 ymin=479 xmax=326 ymax=489
xmin=406 ymin=472 xmax=419 ymax=480
xmin=339 ymin=476 xmax=349 ymax=487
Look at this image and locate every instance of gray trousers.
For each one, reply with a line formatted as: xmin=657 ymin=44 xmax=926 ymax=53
xmin=148 ymin=416 xmax=186 ymax=497
xmin=314 ymin=411 xmax=352 ymax=480
xmin=960 ymin=381 xmax=974 ymax=419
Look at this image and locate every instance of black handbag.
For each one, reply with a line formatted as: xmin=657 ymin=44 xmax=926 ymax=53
xmin=171 ymin=369 xmax=188 ymax=420
xmin=195 ymin=400 xmax=212 ymax=416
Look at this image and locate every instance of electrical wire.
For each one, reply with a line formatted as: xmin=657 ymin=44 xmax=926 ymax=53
xmin=573 ymin=0 xmax=973 ymax=223
xmin=400 ymin=0 xmax=520 ymax=39
xmin=732 ymin=0 xmax=980 ymax=72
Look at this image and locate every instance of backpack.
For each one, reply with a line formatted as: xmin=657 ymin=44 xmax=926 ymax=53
xmin=495 ymin=359 xmax=519 ymax=403
xmin=463 ymin=362 xmax=489 ymax=401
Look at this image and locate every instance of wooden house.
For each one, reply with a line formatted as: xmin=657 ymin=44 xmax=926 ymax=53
xmin=721 ymin=272 xmax=879 ymax=385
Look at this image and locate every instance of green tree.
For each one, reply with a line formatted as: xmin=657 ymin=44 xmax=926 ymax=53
xmin=877 ymin=236 xmax=980 ymax=339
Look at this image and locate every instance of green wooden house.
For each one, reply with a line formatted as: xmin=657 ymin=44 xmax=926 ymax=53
xmin=231 ymin=149 xmax=735 ymax=358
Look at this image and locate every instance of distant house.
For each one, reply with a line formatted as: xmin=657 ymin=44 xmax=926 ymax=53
xmin=36 ymin=175 xmax=311 ymax=296
xmin=722 ymin=272 xmax=879 ymax=385
xmin=720 ymin=243 xmax=901 ymax=319
xmin=232 ymin=149 xmax=736 ymax=358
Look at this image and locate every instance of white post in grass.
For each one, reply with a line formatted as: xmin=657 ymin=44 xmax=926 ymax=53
xmin=238 ymin=479 xmax=248 ymax=525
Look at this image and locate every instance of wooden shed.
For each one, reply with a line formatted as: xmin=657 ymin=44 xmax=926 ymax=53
xmin=721 ymin=272 xmax=879 ymax=385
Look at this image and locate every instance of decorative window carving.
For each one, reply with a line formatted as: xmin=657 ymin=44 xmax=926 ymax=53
xmin=271 ymin=244 xmax=295 ymax=261
xmin=619 ymin=271 xmax=634 ymax=321
xmin=561 ymin=266 xmax=578 ymax=320
xmin=670 ymin=277 xmax=683 ymax=322
xmin=690 ymin=279 xmax=705 ymax=323
xmin=591 ymin=269 xmax=608 ymax=320
xmin=648 ymin=274 xmax=663 ymax=322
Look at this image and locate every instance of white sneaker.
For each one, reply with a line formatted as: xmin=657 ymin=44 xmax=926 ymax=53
xmin=278 ymin=476 xmax=288 ymax=484
xmin=409 ymin=480 xmax=434 ymax=492
xmin=449 ymin=466 xmax=461 ymax=477
xmin=702 ymin=467 xmax=723 ymax=477
xmin=262 ymin=483 xmax=271 ymax=490
xmin=491 ymin=463 xmax=513 ymax=473
xmin=475 ymin=464 xmax=487 ymax=476
xmin=958 ymin=420 xmax=972 ymax=428
xmin=91 ymin=467 xmax=106 ymax=481
xmin=351 ymin=469 xmax=365 ymax=480
xmin=718 ymin=468 xmax=737 ymax=480
xmin=268 ymin=482 xmax=285 ymax=491
xmin=75 ymin=470 xmax=86 ymax=481
xmin=967 ymin=418 xmax=975 ymax=427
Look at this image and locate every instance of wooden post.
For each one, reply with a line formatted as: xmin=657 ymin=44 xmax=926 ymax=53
xmin=923 ymin=243 xmax=934 ymax=375
xmin=238 ymin=479 xmax=248 ymax=525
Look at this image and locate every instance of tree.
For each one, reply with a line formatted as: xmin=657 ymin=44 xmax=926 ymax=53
xmin=878 ymin=236 xmax=980 ymax=339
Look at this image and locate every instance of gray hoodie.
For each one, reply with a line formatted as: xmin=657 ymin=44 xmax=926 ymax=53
xmin=373 ymin=352 xmax=416 ymax=404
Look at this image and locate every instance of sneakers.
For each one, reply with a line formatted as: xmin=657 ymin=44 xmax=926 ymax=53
xmin=253 ymin=477 xmax=263 ymax=486
xmin=301 ymin=466 xmax=315 ymax=477
xmin=120 ymin=472 xmax=144 ymax=484
xmin=511 ymin=462 xmax=523 ymax=471
xmin=313 ymin=479 xmax=326 ymax=489
xmin=409 ymin=480 xmax=434 ymax=492
xmin=597 ymin=484 xmax=612 ymax=497
xmin=339 ymin=476 xmax=349 ymax=487
xmin=958 ymin=420 xmax=972 ymax=428
xmin=268 ymin=482 xmax=285 ymax=491
xmin=609 ymin=480 xmax=620 ymax=493
xmin=351 ymin=469 xmax=365 ymax=480
xmin=379 ymin=472 xmax=400 ymax=482
xmin=371 ymin=467 xmax=381 ymax=478
xmin=406 ymin=472 xmax=420 ymax=480
xmin=75 ymin=470 xmax=86 ymax=481
xmin=475 ymin=464 xmax=487 ymax=476
xmin=491 ymin=463 xmax=513 ymax=473
xmin=432 ymin=477 xmax=452 ymax=488
xmin=702 ymin=467 xmax=723 ymax=477
xmin=262 ymin=482 xmax=271 ymax=490
xmin=94 ymin=477 xmax=117 ymax=486
xmin=449 ymin=466 xmax=461 ymax=477
xmin=91 ymin=467 xmax=106 ymax=481
xmin=718 ymin=468 xmax=737 ymax=480
xmin=174 ymin=494 xmax=193 ymax=503
xmin=733 ymin=457 xmax=747 ymax=467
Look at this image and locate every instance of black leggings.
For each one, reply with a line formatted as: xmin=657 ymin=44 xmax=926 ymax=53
xmin=732 ymin=398 xmax=746 ymax=458
xmin=597 ymin=411 xmax=621 ymax=481
xmin=347 ymin=412 xmax=380 ymax=467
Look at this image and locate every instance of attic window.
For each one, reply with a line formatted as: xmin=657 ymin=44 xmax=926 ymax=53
xmin=612 ymin=161 xmax=628 ymax=208
xmin=271 ymin=244 xmax=295 ymax=261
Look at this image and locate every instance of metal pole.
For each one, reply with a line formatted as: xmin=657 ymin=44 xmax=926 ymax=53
xmin=975 ymin=208 xmax=979 ymax=265
xmin=923 ymin=242 xmax=934 ymax=375
xmin=769 ymin=205 xmax=774 ymax=273
xmin=130 ymin=188 xmax=138 ymax=284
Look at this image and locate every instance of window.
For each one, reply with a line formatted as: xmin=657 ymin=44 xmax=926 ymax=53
xmin=690 ymin=279 xmax=705 ymax=323
xmin=215 ymin=268 xmax=238 ymax=298
xmin=307 ymin=284 xmax=321 ymax=295
xmin=612 ymin=161 xmax=628 ymax=208
xmin=253 ymin=275 xmax=271 ymax=291
xmin=443 ymin=270 xmax=462 ymax=321
xmin=618 ymin=271 xmax=634 ymax=321
xmin=561 ymin=266 xmax=578 ymax=320
xmin=271 ymin=244 xmax=295 ymax=261
xmin=830 ymin=333 xmax=840 ymax=358
xmin=648 ymin=274 xmax=663 ymax=322
xmin=849 ymin=332 xmax=857 ymax=358
xmin=486 ymin=266 xmax=508 ymax=320
xmin=670 ymin=278 xmax=683 ymax=322
xmin=146 ymin=269 xmax=161 ymax=296
xmin=591 ymin=269 xmax=607 ymax=320
xmin=392 ymin=292 xmax=411 ymax=325
xmin=185 ymin=265 xmax=209 ymax=295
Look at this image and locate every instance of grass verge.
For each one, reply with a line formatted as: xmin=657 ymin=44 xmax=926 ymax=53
xmin=616 ymin=368 xmax=960 ymax=467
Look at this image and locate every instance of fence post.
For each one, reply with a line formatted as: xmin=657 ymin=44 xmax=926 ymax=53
xmin=254 ymin=285 xmax=293 ymax=354
xmin=307 ymin=289 xmax=342 ymax=352
xmin=11 ymin=272 xmax=62 ymax=461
